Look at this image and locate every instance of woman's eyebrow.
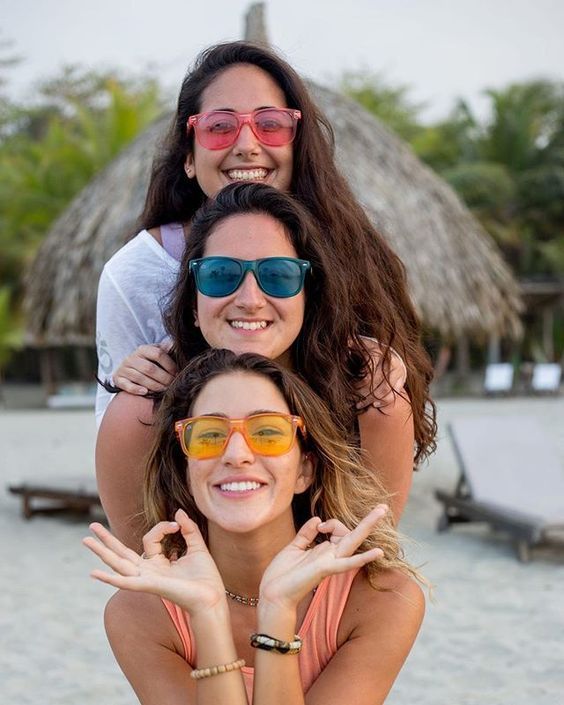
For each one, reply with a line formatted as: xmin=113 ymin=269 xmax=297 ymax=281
xmin=211 ymin=106 xmax=277 ymax=112
xmin=198 ymin=409 xmax=284 ymax=417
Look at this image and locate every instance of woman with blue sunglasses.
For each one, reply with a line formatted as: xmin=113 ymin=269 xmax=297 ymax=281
xmin=97 ymin=183 xmax=420 ymax=548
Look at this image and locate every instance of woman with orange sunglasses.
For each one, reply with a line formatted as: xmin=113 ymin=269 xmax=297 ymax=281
xmin=86 ymin=349 xmax=424 ymax=705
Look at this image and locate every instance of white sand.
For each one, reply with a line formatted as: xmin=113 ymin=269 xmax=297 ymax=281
xmin=1 ymin=397 xmax=563 ymax=704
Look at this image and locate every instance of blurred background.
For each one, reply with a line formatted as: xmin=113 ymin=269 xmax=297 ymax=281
xmin=0 ymin=0 xmax=563 ymax=403
xmin=1 ymin=4 xmax=564 ymax=704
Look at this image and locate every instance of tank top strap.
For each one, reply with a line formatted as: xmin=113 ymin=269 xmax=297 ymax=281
xmin=160 ymin=222 xmax=186 ymax=262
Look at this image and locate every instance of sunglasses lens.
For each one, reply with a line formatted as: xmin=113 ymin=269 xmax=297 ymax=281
xmin=246 ymin=414 xmax=296 ymax=455
xmin=184 ymin=417 xmax=230 ymax=459
xmin=180 ymin=414 xmax=298 ymax=459
xmin=196 ymin=112 xmax=240 ymax=149
xmin=195 ymin=258 xmax=243 ymax=297
xmin=257 ymin=259 xmax=305 ymax=297
xmin=253 ymin=109 xmax=297 ymax=146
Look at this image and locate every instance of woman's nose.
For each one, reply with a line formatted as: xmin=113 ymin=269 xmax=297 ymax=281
xmin=234 ymin=272 xmax=267 ymax=309
xmin=232 ymin=122 xmax=261 ymax=155
xmin=222 ymin=430 xmax=254 ymax=464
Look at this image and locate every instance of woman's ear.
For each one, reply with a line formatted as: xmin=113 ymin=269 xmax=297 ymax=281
xmin=184 ymin=153 xmax=195 ymax=179
xmin=294 ymin=452 xmax=316 ymax=494
xmin=193 ymin=308 xmax=200 ymax=328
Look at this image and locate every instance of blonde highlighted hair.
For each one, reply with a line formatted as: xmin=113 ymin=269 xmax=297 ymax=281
xmin=144 ymin=349 xmax=419 ymax=586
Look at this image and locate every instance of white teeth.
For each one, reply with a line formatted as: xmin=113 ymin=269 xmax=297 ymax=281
xmin=220 ymin=481 xmax=262 ymax=492
xmin=230 ymin=320 xmax=268 ymax=330
xmin=227 ymin=168 xmax=268 ymax=181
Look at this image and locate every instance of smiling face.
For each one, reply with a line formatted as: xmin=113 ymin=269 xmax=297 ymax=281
xmin=185 ymin=64 xmax=294 ymax=196
xmin=194 ymin=211 xmax=305 ymax=365
xmin=186 ymin=371 xmax=313 ymax=537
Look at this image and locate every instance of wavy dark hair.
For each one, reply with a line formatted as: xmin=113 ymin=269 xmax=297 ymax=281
xmin=141 ymin=40 xmax=435 ymax=461
xmin=166 ymin=182 xmax=358 ymax=435
xmin=144 ymin=348 xmax=420 ymax=586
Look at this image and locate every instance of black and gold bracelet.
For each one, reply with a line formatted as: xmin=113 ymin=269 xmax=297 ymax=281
xmin=250 ymin=633 xmax=302 ymax=655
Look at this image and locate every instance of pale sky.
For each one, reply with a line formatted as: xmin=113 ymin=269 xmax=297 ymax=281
xmin=2 ymin=0 xmax=564 ymax=122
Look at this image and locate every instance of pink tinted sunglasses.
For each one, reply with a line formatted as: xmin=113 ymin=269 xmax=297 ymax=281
xmin=187 ymin=108 xmax=301 ymax=150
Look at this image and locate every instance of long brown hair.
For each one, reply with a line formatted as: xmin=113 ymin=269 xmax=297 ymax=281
xmin=145 ymin=349 xmax=418 ymax=585
xmin=143 ymin=41 xmax=436 ymax=461
xmin=165 ymin=182 xmax=360 ymax=435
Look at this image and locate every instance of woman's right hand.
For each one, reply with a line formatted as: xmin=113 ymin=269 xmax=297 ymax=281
xmin=113 ymin=343 xmax=177 ymax=395
xmin=83 ymin=508 xmax=226 ymax=615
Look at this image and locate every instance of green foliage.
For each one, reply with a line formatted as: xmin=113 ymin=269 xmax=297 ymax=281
xmin=0 ymin=59 xmax=165 ymax=369
xmin=442 ymin=161 xmax=516 ymax=212
xmin=0 ymin=287 xmax=22 ymax=372
xmin=0 ymin=69 xmax=164 ymax=274
xmin=340 ymin=69 xmax=424 ymax=141
xmin=342 ymin=70 xmax=564 ymax=280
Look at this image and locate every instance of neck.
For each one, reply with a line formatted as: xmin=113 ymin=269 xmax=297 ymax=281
xmin=207 ymin=513 xmax=296 ymax=598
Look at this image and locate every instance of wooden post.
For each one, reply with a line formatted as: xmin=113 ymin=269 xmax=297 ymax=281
xmin=487 ymin=333 xmax=501 ymax=364
xmin=542 ymin=307 xmax=554 ymax=361
xmin=455 ymin=334 xmax=470 ymax=383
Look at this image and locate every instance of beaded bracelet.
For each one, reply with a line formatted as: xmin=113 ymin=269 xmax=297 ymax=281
xmin=190 ymin=658 xmax=246 ymax=680
xmin=250 ymin=632 xmax=302 ymax=655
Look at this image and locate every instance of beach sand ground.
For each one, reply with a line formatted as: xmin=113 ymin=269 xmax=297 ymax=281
xmin=1 ymin=396 xmax=563 ymax=704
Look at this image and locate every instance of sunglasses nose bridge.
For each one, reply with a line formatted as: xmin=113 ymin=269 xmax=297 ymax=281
xmin=232 ymin=114 xmax=261 ymax=149
xmin=222 ymin=421 xmax=255 ymax=458
xmin=235 ymin=266 xmax=266 ymax=302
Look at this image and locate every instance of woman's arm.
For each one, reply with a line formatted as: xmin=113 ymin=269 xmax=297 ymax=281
xmin=305 ymin=570 xmax=425 ymax=705
xmin=252 ymin=509 xmax=387 ymax=705
xmin=95 ymin=392 xmax=155 ymax=550
xmin=357 ymin=393 xmax=415 ymax=522
xmin=86 ymin=513 xmax=249 ymax=705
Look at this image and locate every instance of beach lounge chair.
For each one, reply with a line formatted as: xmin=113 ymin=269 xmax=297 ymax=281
xmin=8 ymin=476 xmax=103 ymax=519
xmin=435 ymin=415 xmax=564 ymax=561
xmin=483 ymin=363 xmax=514 ymax=395
xmin=530 ymin=363 xmax=562 ymax=394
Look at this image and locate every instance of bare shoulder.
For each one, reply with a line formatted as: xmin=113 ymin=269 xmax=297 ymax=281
xmin=339 ymin=568 xmax=425 ymax=644
xmin=105 ymin=591 xmax=194 ymax=704
xmin=306 ymin=569 xmax=425 ymax=703
xmin=105 ymin=589 xmax=181 ymax=653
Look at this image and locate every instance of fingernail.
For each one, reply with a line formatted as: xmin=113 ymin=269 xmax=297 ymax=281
xmin=169 ymin=521 xmax=179 ymax=527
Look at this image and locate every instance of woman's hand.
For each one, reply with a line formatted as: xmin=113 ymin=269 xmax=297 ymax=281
xmin=259 ymin=505 xmax=387 ymax=611
xmin=83 ymin=508 xmax=225 ymax=615
xmin=113 ymin=342 xmax=177 ymax=395
xmin=355 ymin=338 xmax=407 ymax=410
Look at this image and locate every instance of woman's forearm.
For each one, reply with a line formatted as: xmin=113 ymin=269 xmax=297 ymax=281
xmin=190 ymin=602 xmax=248 ymax=705
xmin=252 ymin=602 xmax=305 ymax=705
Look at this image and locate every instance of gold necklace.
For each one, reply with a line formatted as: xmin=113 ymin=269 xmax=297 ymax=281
xmin=225 ymin=588 xmax=260 ymax=607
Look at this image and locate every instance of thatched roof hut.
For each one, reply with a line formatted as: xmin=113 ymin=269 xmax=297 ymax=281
xmin=23 ymin=9 xmax=522 ymax=348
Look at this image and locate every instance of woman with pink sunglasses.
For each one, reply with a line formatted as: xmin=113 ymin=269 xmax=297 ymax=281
xmin=96 ymin=42 xmax=436 ymax=534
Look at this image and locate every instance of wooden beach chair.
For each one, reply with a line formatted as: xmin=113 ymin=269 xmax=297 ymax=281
xmin=435 ymin=416 xmax=564 ymax=561
xmin=8 ymin=476 xmax=103 ymax=519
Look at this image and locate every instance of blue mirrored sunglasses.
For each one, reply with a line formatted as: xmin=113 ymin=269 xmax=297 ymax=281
xmin=189 ymin=256 xmax=311 ymax=298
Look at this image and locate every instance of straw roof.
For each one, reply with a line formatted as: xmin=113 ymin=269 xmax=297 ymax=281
xmin=23 ymin=72 xmax=522 ymax=347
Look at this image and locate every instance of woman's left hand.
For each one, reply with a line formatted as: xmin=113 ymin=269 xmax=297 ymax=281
xmin=259 ymin=505 xmax=387 ymax=610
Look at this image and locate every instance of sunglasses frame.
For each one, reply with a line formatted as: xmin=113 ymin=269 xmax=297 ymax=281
xmin=187 ymin=108 xmax=302 ymax=150
xmin=189 ymin=256 xmax=311 ymax=298
xmin=175 ymin=412 xmax=306 ymax=459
